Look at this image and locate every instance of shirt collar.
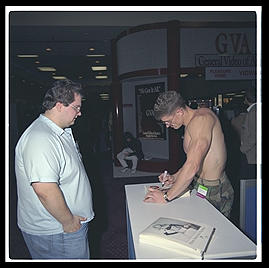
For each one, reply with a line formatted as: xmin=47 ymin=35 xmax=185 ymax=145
xmin=247 ymin=103 xmax=256 ymax=112
xmin=39 ymin=114 xmax=67 ymax=136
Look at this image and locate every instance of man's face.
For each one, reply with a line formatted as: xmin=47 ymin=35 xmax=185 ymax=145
xmin=60 ymin=93 xmax=82 ymax=128
xmin=161 ymin=108 xmax=184 ymax=129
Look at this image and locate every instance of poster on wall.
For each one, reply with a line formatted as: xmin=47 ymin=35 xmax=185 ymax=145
xmin=135 ymin=82 xmax=166 ymax=140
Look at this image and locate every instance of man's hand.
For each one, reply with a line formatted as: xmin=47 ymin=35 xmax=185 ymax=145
xmin=143 ymin=187 xmax=166 ymax=203
xmin=159 ymin=172 xmax=176 ymax=187
xmin=62 ymin=215 xmax=87 ymax=233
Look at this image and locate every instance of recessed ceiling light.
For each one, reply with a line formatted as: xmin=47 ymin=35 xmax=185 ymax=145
xmin=91 ymin=66 xmax=107 ymax=71
xmin=37 ymin=67 xmax=56 ymax=72
xmin=86 ymin=54 xmax=105 ymax=57
xmin=234 ymin=94 xmax=244 ymax=97
xmin=99 ymin=93 xmax=109 ymax=100
xmin=95 ymin=75 xmax=108 ymax=79
xmin=45 ymin=47 xmax=52 ymax=52
xmin=52 ymin=76 xmax=67 ymax=80
xmin=89 ymin=48 xmax=95 ymax=51
xmin=17 ymin=54 xmax=39 ymax=58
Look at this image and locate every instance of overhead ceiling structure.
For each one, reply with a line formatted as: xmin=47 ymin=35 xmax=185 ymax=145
xmin=10 ymin=24 xmax=126 ymax=87
xmin=8 ymin=9 xmax=257 ymax=102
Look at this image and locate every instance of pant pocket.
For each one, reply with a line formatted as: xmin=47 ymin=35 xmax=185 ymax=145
xmin=62 ymin=223 xmax=89 ymax=259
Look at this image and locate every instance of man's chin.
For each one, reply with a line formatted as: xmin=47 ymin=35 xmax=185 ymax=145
xmin=68 ymin=119 xmax=76 ymax=127
xmin=172 ymin=124 xmax=182 ymax=130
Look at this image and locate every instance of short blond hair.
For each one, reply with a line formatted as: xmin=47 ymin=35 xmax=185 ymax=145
xmin=154 ymin=90 xmax=186 ymax=120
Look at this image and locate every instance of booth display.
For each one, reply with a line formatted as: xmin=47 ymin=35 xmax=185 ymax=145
xmin=111 ymin=20 xmax=256 ymax=174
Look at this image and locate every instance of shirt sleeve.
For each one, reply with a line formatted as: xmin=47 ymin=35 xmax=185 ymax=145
xmin=240 ymin=108 xmax=256 ymax=154
xmin=23 ymin=133 xmax=62 ymax=184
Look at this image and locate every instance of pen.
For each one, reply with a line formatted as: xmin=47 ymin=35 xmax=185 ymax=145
xmin=161 ymin=170 xmax=168 ymax=187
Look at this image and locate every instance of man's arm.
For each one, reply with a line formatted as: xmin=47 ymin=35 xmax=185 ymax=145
xmin=32 ymin=182 xmax=86 ymax=232
xmin=144 ymin=114 xmax=214 ymax=203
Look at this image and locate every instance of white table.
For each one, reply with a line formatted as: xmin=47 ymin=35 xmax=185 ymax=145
xmin=125 ymin=183 xmax=257 ymax=260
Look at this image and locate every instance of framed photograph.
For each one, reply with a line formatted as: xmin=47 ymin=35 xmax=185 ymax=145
xmin=135 ymin=82 xmax=166 ymax=140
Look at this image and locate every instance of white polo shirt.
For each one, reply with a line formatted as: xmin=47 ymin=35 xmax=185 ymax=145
xmin=15 ymin=114 xmax=94 ymax=235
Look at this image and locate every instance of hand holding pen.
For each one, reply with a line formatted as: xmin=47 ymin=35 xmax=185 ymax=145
xmin=159 ymin=170 xmax=175 ymax=188
xmin=161 ymin=170 xmax=168 ymax=187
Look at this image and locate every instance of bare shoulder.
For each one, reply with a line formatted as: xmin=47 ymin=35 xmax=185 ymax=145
xmin=189 ymin=108 xmax=216 ymax=128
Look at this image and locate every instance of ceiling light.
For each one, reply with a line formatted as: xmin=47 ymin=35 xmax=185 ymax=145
xmin=38 ymin=67 xmax=56 ymax=72
xmin=95 ymin=75 xmax=108 ymax=79
xmin=89 ymin=48 xmax=95 ymax=51
xmin=91 ymin=66 xmax=107 ymax=71
xmin=17 ymin=54 xmax=39 ymax=58
xmin=52 ymin=76 xmax=67 ymax=80
xmin=234 ymin=94 xmax=244 ymax=97
xmin=86 ymin=54 xmax=105 ymax=57
xmin=100 ymin=97 xmax=109 ymax=101
xmin=99 ymin=93 xmax=109 ymax=100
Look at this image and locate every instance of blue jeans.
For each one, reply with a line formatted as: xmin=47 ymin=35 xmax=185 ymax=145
xmin=21 ymin=223 xmax=90 ymax=259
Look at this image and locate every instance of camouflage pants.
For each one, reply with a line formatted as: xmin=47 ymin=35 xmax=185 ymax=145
xmin=192 ymin=172 xmax=234 ymax=218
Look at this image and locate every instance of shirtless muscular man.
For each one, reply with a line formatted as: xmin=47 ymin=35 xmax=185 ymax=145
xmin=144 ymin=91 xmax=234 ymax=218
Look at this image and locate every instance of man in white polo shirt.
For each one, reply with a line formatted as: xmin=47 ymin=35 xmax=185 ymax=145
xmin=15 ymin=79 xmax=94 ymax=259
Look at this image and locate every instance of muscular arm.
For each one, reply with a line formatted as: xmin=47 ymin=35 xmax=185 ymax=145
xmin=32 ymin=182 xmax=86 ymax=232
xmin=166 ymin=115 xmax=214 ymax=200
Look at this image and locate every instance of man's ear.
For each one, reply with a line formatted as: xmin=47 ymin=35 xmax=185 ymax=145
xmin=55 ymin=102 xmax=63 ymax=112
xmin=176 ymin=108 xmax=184 ymax=116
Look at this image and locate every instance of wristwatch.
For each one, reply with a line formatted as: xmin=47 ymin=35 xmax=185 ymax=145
xmin=163 ymin=192 xmax=171 ymax=203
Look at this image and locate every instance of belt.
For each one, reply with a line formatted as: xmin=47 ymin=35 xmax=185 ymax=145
xmin=194 ymin=172 xmax=226 ymax=187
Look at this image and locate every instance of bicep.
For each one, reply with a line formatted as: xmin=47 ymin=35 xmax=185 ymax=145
xmin=32 ymin=182 xmax=59 ymax=198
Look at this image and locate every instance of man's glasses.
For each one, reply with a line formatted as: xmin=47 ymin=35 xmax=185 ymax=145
xmin=70 ymin=104 xmax=81 ymax=113
xmin=161 ymin=113 xmax=176 ymax=127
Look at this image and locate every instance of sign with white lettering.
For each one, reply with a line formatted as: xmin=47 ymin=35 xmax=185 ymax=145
xmin=205 ymin=66 xmax=256 ymax=80
xmin=135 ymin=82 xmax=166 ymax=139
xmin=195 ymin=54 xmax=256 ymax=67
